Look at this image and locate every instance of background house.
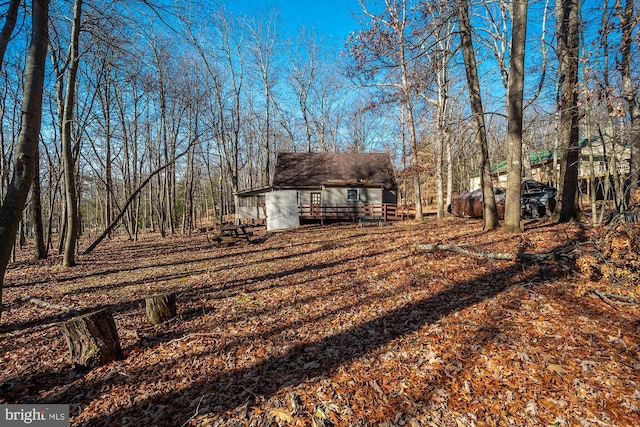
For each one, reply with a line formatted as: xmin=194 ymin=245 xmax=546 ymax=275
xmin=469 ymin=137 xmax=630 ymax=202
xmin=238 ymin=152 xmax=399 ymax=230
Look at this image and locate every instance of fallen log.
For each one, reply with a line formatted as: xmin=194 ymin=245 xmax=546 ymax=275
xmin=60 ymin=308 xmax=123 ymax=369
xmin=415 ymin=243 xmax=583 ymax=278
xmin=415 ymin=244 xmax=561 ymax=262
xmin=18 ymin=296 xmax=80 ymax=316
xmin=415 ymin=244 xmax=515 ymax=260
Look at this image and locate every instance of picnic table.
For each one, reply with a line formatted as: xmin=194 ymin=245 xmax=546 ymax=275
xmin=207 ymin=224 xmax=253 ymax=246
xmin=219 ymin=224 xmax=252 ymax=241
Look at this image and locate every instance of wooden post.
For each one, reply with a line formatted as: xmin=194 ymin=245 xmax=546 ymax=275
xmin=60 ymin=308 xmax=123 ymax=369
xmin=145 ymin=292 xmax=177 ymax=325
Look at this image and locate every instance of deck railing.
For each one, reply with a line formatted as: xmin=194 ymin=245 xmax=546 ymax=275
xmin=299 ymin=204 xmax=412 ymax=221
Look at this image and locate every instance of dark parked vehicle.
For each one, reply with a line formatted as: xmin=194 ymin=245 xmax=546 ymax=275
xmin=520 ymin=180 xmax=557 ymax=218
xmin=447 ymin=180 xmax=556 ymax=219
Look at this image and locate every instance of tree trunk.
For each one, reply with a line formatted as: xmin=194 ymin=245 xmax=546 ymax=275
xmin=32 ymin=147 xmax=47 ymax=259
xmin=57 ymin=203 xmax=67 ymax=255
xmin=580 ymin=24 xmax=598 ymax=225
xmin=457 ymin=0 xmax=498 ymax=230
xmin=0 ymin=0 xmax=49 ymax=323
xmin=619 ymin=0 xmax=640 ymax=202
xmin=446 ymin=126 xmax=453 ymax=209
xmin=62 ymin=0 xmax=83 ymax=267
xmin=435 ymin=43 xmax=450 ymax=220
xmin=599 ymin=0 xmax=626 ymax=211
xmin=435 ymin=133 xmax=444 ymax=219
xmin=145 ymin=292 xmax=177 ymax=325
xmin=19 ymin=213 xmax=26 ymax=247
xmin=400 ymin=55 xmax=423 ymax=221
xmin=504 ymin=0 xmax=528 ymax=233
xmin=552 ymin=0 xmax=581 ymax=223
xmin=44 ymin=150 xmax=61 ymax=253
xmin=60 ymin=308 xmax=123 ymax=369
xmin=104 ymin=91 xmax=113 ymax=237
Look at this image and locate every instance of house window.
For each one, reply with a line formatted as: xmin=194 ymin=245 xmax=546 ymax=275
xmin=347 ymin=189 xmax=358 ymax=202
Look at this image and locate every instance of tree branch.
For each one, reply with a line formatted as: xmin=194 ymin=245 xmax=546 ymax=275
xmin=415 ymin=243 xmax=573 ymax=262
xmin=82 ymin=144 xmax=194 ymax=255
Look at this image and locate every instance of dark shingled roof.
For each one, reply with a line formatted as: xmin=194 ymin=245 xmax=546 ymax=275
xmin=272 ymin=152 xmax=397 ymax=190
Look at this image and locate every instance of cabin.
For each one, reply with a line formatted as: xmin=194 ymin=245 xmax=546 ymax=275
xmin=237 ymin=152 xmax=401 ymax=230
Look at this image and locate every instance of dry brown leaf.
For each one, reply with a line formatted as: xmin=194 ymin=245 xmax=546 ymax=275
xmin=547 ymin=363 xmax=568 ymax=375
xmin=268 ymin=407 xmax=293 ymax=423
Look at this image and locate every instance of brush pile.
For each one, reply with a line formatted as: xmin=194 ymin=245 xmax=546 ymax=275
xmin=576 ymin=189 xmax=640 ymax=303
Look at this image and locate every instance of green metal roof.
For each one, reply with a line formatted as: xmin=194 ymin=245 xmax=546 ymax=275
xmin=492 ymin=149 xmax=555 ymax=173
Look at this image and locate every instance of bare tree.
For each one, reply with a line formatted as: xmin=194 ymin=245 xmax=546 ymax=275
xmin=456 ymin=0 xmax=498 ymax=230
xmin=247 ymin=8 xmax=280 ymax=186
xmin=418 ymin=0 xmax=457 ymax=219
xmin=288 ymin=27 xmax=318 ymax=152
xmin=344 ymin=97 xmax=381 ymax=153
xmin=618 ymin=0 xmax=640 ymax=201
xmin=94 ymin=51 xmax=116 ymax=235
xmin=503 ymin=0 xmax=528 ymax=233
xmin=552 ymin=0 xmax=581 ymax=223
xmin=32 ymin=147 xmax=47 ymax=259
xmin=350 ymin=0 xmax=425 ymax=219
xmin=0 ymin=0 xmax=49 ymax=321
xmin=114 ymin=70 xmax=146 ymax=238
xmin=596 ymin=0 xmax=625 ymax=213
xmin=60 ymin=0 xmax=83 ymax=267
xmin=183 ymin=5 xmax=248 ymax=222
xmin=0 ymin=2 xmax=23 ymax=204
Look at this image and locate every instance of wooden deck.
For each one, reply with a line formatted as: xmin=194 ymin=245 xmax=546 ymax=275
xmin=299 ymin=204 xmax=412 ymax=222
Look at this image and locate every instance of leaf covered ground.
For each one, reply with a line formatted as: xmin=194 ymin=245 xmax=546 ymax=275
xmin=1 ymin=217 xmax=639 ymax=426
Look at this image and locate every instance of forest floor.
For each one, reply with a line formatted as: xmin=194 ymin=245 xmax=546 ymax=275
xmin=0 ymin=216 xmax=639 ymax=426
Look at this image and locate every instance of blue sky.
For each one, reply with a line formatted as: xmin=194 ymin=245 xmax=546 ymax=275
xmin=228 ymin=0 xmax=361 ymax=45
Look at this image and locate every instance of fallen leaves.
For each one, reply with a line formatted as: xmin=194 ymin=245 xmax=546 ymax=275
xmin=0 ymin=218 xmax=638 ymax=426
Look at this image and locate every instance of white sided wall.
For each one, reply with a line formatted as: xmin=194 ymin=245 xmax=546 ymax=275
xmin=266 ymin=190 xmax=300 ymax=231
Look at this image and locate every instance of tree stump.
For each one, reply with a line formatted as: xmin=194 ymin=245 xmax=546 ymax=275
xmin=145 ymin=292 xmax=177 ymax=325
xmin=60 ymin=308 xmax=123 ymax=369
